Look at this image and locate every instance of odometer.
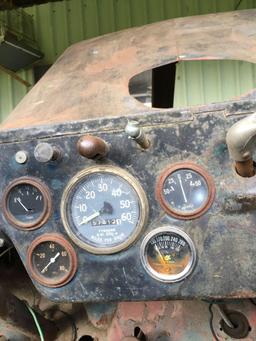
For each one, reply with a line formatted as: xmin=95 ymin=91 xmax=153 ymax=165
xmin=156 ymin=162 xmax=215 ymax=219
xmin=61 ymin=166 xmax=148 ymax=254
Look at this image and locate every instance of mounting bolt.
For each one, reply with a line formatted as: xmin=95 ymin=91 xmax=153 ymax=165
xmin=34 ymin=143 xmax=61 ymax=163
xmin=15 ymin=151 xmax=28 ymax=164
xmin=125 ymin=121 xmax=150 ymax=149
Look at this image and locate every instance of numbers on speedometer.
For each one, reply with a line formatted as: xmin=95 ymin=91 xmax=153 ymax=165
xmin=156 ymin=162 xmax=215 ymax=219
xmin=61 ymin=166 xmax=148 ymax=254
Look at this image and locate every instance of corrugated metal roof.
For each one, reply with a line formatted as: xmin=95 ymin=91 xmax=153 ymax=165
xmin=0 ymin=0 xmax=256 ymax=121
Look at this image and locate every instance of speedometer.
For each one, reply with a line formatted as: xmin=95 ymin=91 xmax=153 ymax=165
xmin=61 ymin=166 xmax=148 ymax=254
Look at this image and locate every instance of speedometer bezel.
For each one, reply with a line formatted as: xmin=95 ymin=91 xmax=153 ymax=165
xmin=61 ymin=165 xmax=149 ymax=254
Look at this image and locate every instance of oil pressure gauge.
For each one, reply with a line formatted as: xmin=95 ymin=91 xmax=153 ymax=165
xmin=61 ymin=166 xmax=148 ymax=254
xmin=156 ymin=162 xmax=215 ymax=219
xmin=141 ymin=226 xmax=196 ymax=283
xmin=27 ymin=234 xmax=77 ymax=287
xmin=3 ymin=177 xmax=52 ymax=229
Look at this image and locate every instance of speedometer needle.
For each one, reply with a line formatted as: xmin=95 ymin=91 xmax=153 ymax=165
xmin=79 ymin=211 xmax=100 ymax=225
xmin=41 ymin=252 xmax=60 ymax=274
xmin=154 ymin=245 xmax=166 ymax=265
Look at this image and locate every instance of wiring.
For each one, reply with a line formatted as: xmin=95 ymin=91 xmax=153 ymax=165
xmin=209 ymin=303 xmax=220 ymax=341
xmin=0 ymin=246 xmax=13 ymax=258
xmin=58 ymin=309 xmax=77 ymax=341
xmin=26 ymin=304 xmax=45 ymax=341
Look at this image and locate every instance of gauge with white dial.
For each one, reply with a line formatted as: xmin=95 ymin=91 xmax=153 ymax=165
xmin=61 ymin=166 xmax=148 ymax=254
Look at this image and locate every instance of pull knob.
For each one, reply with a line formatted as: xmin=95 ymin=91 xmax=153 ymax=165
xmin=34 ymin=143 xmax=61 ymax=163
xmin=77 ymin=135 xmax=109 ymax=159
xmin=125 ymin=121 xmax=150 ymax=149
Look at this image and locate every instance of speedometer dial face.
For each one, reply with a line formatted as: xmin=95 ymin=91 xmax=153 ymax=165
xmin=61 ymin=166 xmax=148 ymax=254
xmin=141 ymin=226 xmax=196 ymax=282
xmin=156 ymin=162 xmax=215 ymax=219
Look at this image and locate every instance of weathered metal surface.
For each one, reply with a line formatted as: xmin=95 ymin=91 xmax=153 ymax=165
xmin=1 ymin=9 xmax=256 ymax=131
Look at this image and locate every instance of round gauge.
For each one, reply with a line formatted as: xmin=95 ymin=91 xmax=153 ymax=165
xmin=61 ymin=166 xmax=148 ymax=254
xmin=27 ymin=234 xmax=77 ymax=287
xmin=3 ymin=177 xmax=52 ymax=229
xmin=141 ymin=226 xmax=196 ymax=283
xmin=156 ymin=162 xmax=215 ymax=219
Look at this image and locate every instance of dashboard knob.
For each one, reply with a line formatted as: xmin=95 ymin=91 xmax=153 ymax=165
xmin=34 ymin=143 xmax=61 ymax=163
xmin=77 ymin=135 xmax=109 ymax=159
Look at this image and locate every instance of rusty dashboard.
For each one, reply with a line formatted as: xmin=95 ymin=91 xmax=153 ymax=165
xmin=0 ymin=9 xmax=256 ymax=304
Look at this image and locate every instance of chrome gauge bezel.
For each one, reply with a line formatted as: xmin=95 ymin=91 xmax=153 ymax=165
xmin=140 ymin=226 xmax=196 ymax=283
xmin=61 ymin=165 xmax=149 ymax=254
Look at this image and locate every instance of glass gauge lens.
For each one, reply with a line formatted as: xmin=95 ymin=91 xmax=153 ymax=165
xmin=157 ymin=163 xmax=215 ymax=219
xmin=27 ymin=234 xmax=77 ymax=287
xmin=3 ymin=178 xmax=51 ymax=229
xmin=61 ymin=166 xmax=148 ymax=254
xmin=141 ymin=227 xmax=196 ymax=283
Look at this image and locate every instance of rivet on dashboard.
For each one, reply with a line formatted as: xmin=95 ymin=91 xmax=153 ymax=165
xmin=77 ymin=135 xmax=109 ymax=159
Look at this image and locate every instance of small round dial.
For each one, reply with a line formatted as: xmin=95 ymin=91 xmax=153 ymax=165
xmin=156 ymin=162 xmax=215 ymax=219
xmin=61 ymin=166 xmax=148 ymax=254
xmin=27 ymin=234 xmax=77 ymax=287
xmin=3 ymin=178 xmax=51 ymax=229
xmin=141 ymin=226 xmax=196 ymax=282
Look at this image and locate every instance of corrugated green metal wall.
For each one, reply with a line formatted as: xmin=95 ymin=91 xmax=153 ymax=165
xmin=0 ymin=0 xmax=256 ymax=121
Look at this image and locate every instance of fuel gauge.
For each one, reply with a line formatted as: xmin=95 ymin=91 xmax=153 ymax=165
xmin=140 ymin=226 xmax=196 ymax=283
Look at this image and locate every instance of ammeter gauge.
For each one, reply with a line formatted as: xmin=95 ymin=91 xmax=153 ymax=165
xmin=61 ymin=166 xmax=148 ymax=254
xmin=27 ymin=234 xmax=77 ymax=287
xmin=3 ymin=177 xmax=52 ymax=229
xmin=141 ymin=226 xmax=196 ymax=283
xmin=156 ymin=162 xmax=215 ymax=219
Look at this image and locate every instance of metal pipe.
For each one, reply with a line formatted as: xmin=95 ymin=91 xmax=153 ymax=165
xmin=226 ymin=113 xmax=256 ymax=177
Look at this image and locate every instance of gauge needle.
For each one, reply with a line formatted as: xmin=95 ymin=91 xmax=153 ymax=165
xmin=79 ymin=202 xmax=113 ymax=225
xmin=178 ymin=174 xmax=188 ymax=203
xmin=16 ymin=198 xmax=29 ymax=212
xmin=154 ymin=245 xmax=166 ymax=265
xmin=41 ymin=252 xmax=60 ymax=274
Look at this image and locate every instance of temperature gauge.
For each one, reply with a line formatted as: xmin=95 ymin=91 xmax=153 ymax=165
xmin=156 ymin=162 xmax=215 ymax=219
xmin=27 ymin=234 xmax=77 ymax=287
xmin=140 ymin=226 xmax=196 ymax=283
xmin=3 ymin=177 xmax=52 ymax=229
